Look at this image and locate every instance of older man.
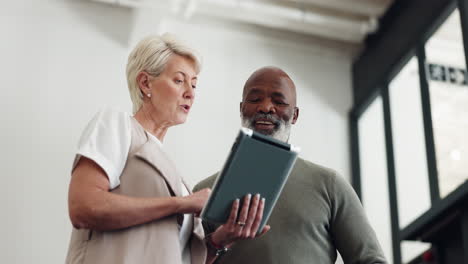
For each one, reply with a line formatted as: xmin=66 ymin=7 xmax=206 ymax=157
xmin=194 ymin=67 xmax=387 ymax=264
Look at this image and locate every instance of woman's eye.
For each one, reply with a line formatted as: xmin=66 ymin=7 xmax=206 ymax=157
xmin=175 ymin=79 xmax=183 ymax=84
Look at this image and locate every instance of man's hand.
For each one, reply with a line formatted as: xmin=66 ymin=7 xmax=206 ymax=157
xmin=210 ymin=193 xmax=270 ymax=247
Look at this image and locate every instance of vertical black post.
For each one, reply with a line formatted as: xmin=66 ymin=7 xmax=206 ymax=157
xmin=382 ymin=85 xmax=402 ymax=264
xmin=417 ymin=47 xmax=440 ymax=203
xmin=349 ymin=112 xmax=362 ymax=200
xmin=461 ymin=209 xmax=468 ymax=263
xmin=458 ymin=0 xmax=468 ymax=69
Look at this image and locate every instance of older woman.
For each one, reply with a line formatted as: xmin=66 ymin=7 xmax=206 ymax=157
xmin=66 ymin=34 xmax=269 ymax=264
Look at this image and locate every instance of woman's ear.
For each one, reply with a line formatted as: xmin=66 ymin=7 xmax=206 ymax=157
xmin=136 ymin=71 xmax=151 ymax=96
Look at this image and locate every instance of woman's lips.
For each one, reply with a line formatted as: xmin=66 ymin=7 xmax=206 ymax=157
xmin=180 ymin=104 xmax=190 ymax=113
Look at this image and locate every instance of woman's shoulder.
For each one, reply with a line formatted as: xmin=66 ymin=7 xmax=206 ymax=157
xmin=88 ymin=108 xmax=132 ymax=132
xmin=78 ymin=108 xmax=132 ymax=145
xmin=76 ymin=108 xmax=133 ymax=189
xmin=90 ymin=108 xmax=131 ymax=125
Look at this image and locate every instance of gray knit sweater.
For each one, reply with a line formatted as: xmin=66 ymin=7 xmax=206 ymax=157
xmin=194 ymin=158 xmax=387 ymax=264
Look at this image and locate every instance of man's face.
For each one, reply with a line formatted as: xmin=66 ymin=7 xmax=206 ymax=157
xmin=240 ymin=72 xmax=298 ymax=142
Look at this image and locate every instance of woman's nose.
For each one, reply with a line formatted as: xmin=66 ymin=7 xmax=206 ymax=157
xmin=184 ymin=84 xmax=195 ymax=99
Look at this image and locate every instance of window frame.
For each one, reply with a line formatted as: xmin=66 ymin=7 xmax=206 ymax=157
xmin=350 ymin=1 xmax=468 ymax=263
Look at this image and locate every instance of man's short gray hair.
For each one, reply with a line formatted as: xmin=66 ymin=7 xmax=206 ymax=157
xmin=126 ymin=33 xmax=202 ymax=113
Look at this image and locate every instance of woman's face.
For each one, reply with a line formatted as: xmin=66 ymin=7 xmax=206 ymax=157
xmin=146 ymin=55 xmax=198 ymax=126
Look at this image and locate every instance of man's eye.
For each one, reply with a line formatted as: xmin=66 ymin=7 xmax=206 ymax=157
xmin=247 ymin=98 xmax=260 ymax=103
xmin=175 ymin=79 xmax=183 ymax=84
xmin=275 ymin=100 xmax=289 ymax=105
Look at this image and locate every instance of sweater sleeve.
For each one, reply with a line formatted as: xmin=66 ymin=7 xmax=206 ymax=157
xmin=329 ymin=172 xmax=388 ymax=264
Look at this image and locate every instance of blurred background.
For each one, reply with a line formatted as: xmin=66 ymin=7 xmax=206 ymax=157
xmin=1 ymin=0 xmax=467 ymax=263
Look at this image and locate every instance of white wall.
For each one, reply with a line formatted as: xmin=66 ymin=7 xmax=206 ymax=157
xmin=1 ymin=1 xmax=355 ymax=263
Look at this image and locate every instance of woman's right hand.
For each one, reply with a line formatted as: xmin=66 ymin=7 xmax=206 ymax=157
xmin=178 ymin=188 xmax=211 ymax=215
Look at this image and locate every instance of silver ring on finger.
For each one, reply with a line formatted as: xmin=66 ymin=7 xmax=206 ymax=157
xmin=236 ymin=221 xmax=246 ymax=227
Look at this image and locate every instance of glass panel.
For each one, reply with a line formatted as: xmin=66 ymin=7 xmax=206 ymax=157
xmin=390 ymin=56 xmax=432 ymax=227
xmin=389 ymin=56 xmax=431 ymax=262
xmin=358 ymin=97 xmax=393 ymax=263
xmin=401 ymin=241 xmax=431 ymax=264
xmin=425 ymin=8 xmax=468 ymax=198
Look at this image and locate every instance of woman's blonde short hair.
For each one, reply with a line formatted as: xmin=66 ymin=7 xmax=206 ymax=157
xmin=126 ymin=33 xmax=202 ymax=113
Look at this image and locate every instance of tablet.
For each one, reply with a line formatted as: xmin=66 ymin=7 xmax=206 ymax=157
xmin=200 ymin=128 xmax=299 ymax=232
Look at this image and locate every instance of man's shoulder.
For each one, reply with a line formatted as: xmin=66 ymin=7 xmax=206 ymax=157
xmin=193 ymin=173 xmax=219 ymax=192
xmin=294 ymin=157 xmax=338 ymax=178
xmin=296 ymin=158 xmax=355 ymax=196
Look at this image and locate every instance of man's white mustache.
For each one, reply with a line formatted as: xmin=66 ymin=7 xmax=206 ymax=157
xmin=241 ymin=114 xmax=292 ymax=143
xmin=250 ymin=114 xmax=281 ymax=127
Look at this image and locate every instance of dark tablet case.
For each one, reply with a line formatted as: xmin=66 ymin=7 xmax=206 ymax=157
xmin=200 ymin=128 xmax=299 ymax=232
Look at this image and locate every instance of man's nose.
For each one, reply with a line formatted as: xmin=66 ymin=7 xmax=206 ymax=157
xmin=257 ymin=100 xmax=275 ymax=114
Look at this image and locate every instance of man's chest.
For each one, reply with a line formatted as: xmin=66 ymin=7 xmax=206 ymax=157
xmin=267 ymin=176 xmax=332 ymax=233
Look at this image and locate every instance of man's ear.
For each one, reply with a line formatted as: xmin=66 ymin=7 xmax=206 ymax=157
xmin=291 ymin=107 xmax=299 ymax=124
xmin=239 ymin=101 xmax=243 ymax=113
xmin=136 ymin=72 xmax=151 ymax=96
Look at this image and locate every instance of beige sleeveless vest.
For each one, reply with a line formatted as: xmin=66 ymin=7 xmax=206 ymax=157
xmin=66 ymin=117 xmax=207 ymax=264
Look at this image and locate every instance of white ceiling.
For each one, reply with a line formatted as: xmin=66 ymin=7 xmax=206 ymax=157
xmin=92 ymin=0 xmax=394 ymax=43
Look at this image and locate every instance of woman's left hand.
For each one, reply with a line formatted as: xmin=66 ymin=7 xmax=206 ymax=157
xmin=209 ymin=193 xmax=271 ymax=248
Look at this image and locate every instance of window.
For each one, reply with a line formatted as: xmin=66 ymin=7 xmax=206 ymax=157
xmin=389 ymin=56 xmax=431 ymax=263
xmin=358 ymin=97 xmax=393 ymax=263
xmin=425 ymin=8 xmax=468 ymax=198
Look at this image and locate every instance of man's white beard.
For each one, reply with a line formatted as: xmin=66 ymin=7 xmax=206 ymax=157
xmin=241 ymin=115 xmax=292 ymax=142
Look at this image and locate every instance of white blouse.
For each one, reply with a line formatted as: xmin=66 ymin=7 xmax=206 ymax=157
xmin=75 ymin=109 xmax=192 ymax=264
